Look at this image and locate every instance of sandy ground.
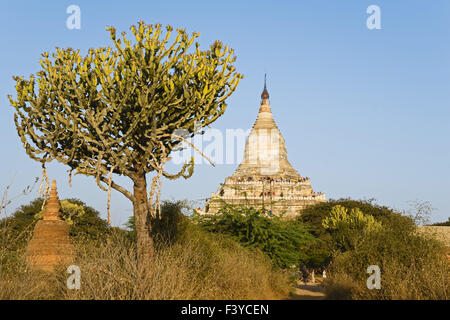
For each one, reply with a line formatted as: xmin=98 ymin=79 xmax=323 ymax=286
xmin=289 ymin=280 xmax=326 ymax=300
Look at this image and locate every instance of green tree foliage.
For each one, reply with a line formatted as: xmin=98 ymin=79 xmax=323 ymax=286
xmin=322 ymin=205 xmax=382 ymax=251
xmin=61 ymin=199 xmax=110 ymax=239
xmin=1 ymin=198 xmax=110 ymax=246
xmin=126 ymin=200 xmax=189 ymax=245
xmin=8 ymin=21 xmax=243 ymax=265
xmin=0 ymin=199 xmax=43 ymax=253
xmin=298 ymin=198 xmax=398 ymax=266
xmin=194 ymin=204 xmax=315 ymax=268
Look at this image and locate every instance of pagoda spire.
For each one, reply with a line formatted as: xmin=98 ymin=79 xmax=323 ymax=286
xmin=259 ymin=74 xmax=271 ymax=112
xmin=261 ymin=74 xmax=269 ymax=100
xmin=233 ymin=76 xmax=301 ymax=178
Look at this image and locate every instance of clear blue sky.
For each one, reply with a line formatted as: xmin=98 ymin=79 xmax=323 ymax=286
xmin=1 ymin=0 xmax=449 ymax=226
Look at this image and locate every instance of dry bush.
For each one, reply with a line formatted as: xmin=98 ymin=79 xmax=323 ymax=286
xmin=323 ymin=218 xmax=449 ymax=300
xmin=323 ymin=273 xmax=361 ymax=300
xmin=0 ymin=227 xmax=289 ymax=300
xmin=325 ymin=255 xmax=449 ymax=300
xmin=64 ymin=227 xmax=289 ymax=300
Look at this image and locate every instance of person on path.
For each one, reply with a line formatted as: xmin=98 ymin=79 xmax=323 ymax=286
xmin=301 ymin=266 xmax=309 ymax=285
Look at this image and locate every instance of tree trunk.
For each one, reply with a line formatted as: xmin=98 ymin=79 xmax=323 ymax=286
xmin=132 ymin=173 xmax=154 ymax=271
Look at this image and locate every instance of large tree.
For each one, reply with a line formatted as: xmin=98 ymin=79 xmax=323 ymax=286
xmin=9 ymin=21 xmax=243 ymax=267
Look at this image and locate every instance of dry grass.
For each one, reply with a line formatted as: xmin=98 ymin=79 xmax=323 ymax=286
xmin=0 ymin=227 xmax=290 ymax=300
xmin=323 ymin=273 xmax=360 ymax=300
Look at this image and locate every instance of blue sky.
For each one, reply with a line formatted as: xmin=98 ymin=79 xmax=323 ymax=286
xmin=1 ymin=0 xmax=449 ymax=226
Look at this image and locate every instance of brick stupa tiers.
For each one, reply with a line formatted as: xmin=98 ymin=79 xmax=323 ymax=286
xmin=26 ymin=180 xmax=75 ymax=271
xmin=205 ymin=78 xmax=326 ymax=216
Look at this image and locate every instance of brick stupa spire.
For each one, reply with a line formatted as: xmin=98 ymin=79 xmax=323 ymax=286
xmin=43 ymin=180 xmax=62 ymax=220
xmin=26 ymin=180 xmax=75 ymax=271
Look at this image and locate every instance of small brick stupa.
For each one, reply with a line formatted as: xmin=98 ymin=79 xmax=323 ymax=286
xmin=26 ymin=180 xmax=75 ymax=271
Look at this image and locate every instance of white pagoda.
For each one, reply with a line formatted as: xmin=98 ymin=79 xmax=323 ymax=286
xmin=204 ymin=77 xmax=325 ymax=216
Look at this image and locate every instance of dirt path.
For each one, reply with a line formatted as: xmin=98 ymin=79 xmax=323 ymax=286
xmin=289 ymin=280 xmax=326 ymax=300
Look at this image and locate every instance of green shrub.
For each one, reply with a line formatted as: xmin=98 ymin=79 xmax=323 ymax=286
xmin=322 ymin=205 xmax=382 ymax=252
xmin=324 ymin=213 xmax=449 ymax=299
xmin=125 ymin=200 xmax=189 ymax=245
xmin=194 ymin=204 xmax=315 ymax=268
xmin=298 ymin=198 xmax=399 ymax=267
